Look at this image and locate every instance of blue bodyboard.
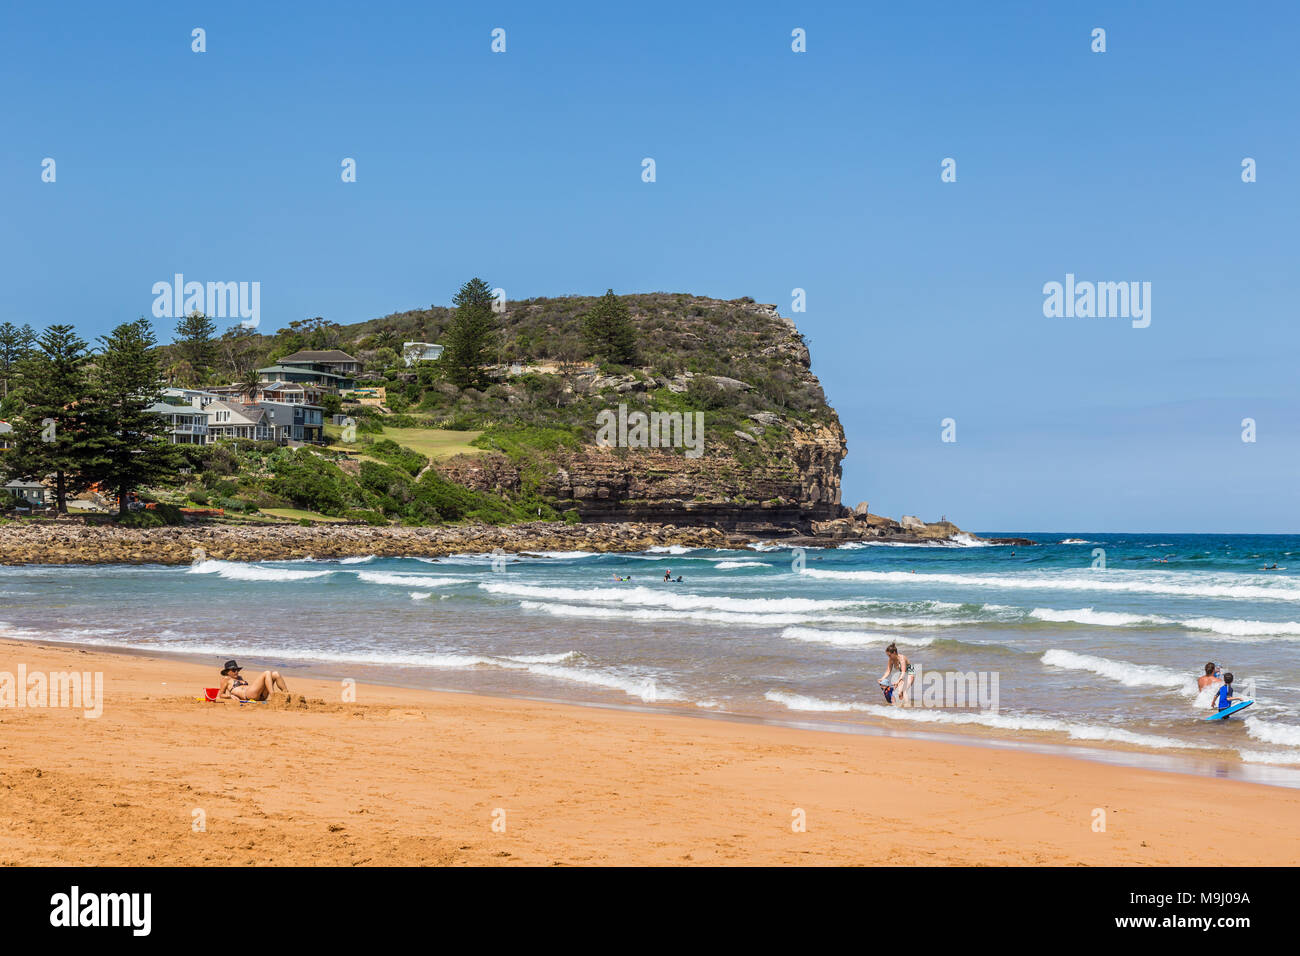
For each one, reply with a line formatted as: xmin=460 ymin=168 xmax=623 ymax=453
xmin=1205 ymin=699 xmax=1254 ymax=721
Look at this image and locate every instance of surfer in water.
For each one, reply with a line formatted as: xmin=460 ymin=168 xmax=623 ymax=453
xmin=878 ymin=643 xmax=915 ymax=706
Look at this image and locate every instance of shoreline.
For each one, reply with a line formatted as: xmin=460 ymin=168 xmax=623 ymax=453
xmin=0 ymin=519 xmax=992 ymax=566
xmin=8 ymin=632 xmax=1300 ymax=792
xmin=3 ymin=638 xmax=1298 ymax=866
xmin=0 ymin=521 xmax=736 ymax=566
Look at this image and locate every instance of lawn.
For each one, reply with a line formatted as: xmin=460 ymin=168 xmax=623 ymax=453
xmin=258 ymin=508 xmax=352 ymax=524
xmin=323 ymin=424 xmax=483 ymax=460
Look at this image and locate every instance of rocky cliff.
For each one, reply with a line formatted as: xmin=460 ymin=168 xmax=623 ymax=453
xmin=433 ymin=296 xmax=849 ymax=533
xmin=439 ymin=419 xmax=845 ymax=533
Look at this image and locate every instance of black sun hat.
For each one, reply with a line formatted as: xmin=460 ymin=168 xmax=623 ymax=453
xmin=221 ymin=659 xmax=242 ymax=676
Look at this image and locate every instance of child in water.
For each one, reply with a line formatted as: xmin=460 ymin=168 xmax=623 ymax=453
xmin=1215 ymin=672 xmax=1248 ymax=715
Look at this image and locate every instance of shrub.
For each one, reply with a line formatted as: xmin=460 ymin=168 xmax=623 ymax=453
xmin=366 ymin=438 xmax=427 ymax=477
xmin=269 ymin=449 xmax=361 ymax=517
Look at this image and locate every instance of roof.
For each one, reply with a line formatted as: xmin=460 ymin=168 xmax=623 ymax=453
xmin=144 ymin=402 xmax=210 ymax=416
xmin=4 ymin=480 xmax=45 ymax=490
xmin=207 ymin=401 xmax=267 ymax=424
xmin=258 ymin=365 xmax=345 ymax=380
xmin=277 ymin=350 xmax=360 ymax=364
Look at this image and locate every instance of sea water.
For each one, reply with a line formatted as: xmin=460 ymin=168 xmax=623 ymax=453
xmin=4 ymin=533 xmax=1300 ymax=774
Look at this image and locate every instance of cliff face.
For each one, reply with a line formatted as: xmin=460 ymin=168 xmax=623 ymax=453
xmin=434 ymin=296 xmax=848 ymax=532
xmin=439 ymin=420 xmax=846 ymax=532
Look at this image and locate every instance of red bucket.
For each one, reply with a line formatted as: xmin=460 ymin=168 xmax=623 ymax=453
xmin=204 ymin=687 xmax=219 ymax=702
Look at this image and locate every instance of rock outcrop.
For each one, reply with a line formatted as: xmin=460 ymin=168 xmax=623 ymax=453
xmin=438 ymin=419 xmax=846 ymax=533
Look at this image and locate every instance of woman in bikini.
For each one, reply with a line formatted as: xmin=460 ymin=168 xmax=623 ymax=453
xmin=878 ymin=642 xmax=916 ymax=706
xmin=218 ymin=659 xmax=289 ymax=701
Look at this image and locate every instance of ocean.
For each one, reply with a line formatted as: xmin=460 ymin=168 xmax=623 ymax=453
xmin=5 ymin=532 xmax=1300 ymax=780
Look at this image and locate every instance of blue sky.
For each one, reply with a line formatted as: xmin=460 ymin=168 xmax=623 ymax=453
xmin=2 ymin=2 xmax=1297 ymax=532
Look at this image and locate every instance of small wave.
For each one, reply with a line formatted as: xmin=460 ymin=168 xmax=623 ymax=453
xmin=1058 ymin=538 xmax=1093 ymax=545
xmin=527 ymin=550 xmax=600 ymax=560
xmin=799 ymin=567 xmax=1300 ymax=602
xmin=645 ymin=545 xmax=699 ymax=555
xmin=1244 ymin=717 xmax=1300 ymax=748
xmin=780 ymin=626 xmax=934 ymax=648
xmin=712 ymin=560 xmax=765 ymax=570
xmin=189 ymin=560 xmax=332 ymax=583
xmin=482 ymin=581 xmax=863 ymax=614
xmin=1181 ymin=617 xmax=1300 ymax=638
xmin=1030 ymin=607 xmax=1164 ymax=628
xmin=337 ymin=555 xmax=376 ymax=564
xmin=355 ymin=571 xmax=465 ymax=588
xmin=1041 ymin=649 xmax=1195 ymax=695
xmin=764 ymin=691 xmax=1211 ymax=750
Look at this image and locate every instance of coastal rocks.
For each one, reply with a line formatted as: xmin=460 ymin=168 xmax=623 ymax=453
xmin=0 ymin=521 xmax=733 ymax=566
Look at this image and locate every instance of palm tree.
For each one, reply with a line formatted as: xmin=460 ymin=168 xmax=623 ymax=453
xmin=237 ymin=368 xmax=261 ymax=403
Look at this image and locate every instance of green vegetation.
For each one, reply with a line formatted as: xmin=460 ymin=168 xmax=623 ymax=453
xmin=2 ymin=280 xmax=835 ymax=527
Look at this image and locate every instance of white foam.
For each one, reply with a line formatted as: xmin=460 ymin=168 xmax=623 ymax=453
xmin=355 ymin=571 xmax=465 ymax=588
xmin=1181 ymin=617 xmax=1300 ymax=638
xmin=1237 ymin=749 xmax=1300 ymax=766
xmin=800 ymin=567 xmax=1300 ymax=602
xmin=188 ymin=560 xmax=332 ymax=583
xmin=645 ymin=545 xmax=699 ymax=555
xmin=780 ymin=626 xmax=935 ymax=648
xmin=337 ymin=555 xmax=376 ymax=564
xmin=1244 ymin=717 xmax=1300 ymax=748
xmin=1031 ymin=607 xmax=1163 ymax=628
xmin=712 ymin=561 xmax=765 ymax=570
xmin=764 ymin=691 xmax=1211 ymax=750
xmin=1041 ymin=649 xmax=1196 ymax=695
xmin=482 ymin=581 xmax=861 ymax=614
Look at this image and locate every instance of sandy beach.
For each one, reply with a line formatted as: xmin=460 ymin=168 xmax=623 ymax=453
xmin=2 ymin=639 xmax=1298 ymax=867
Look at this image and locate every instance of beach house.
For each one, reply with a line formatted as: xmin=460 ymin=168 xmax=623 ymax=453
xmin=0 ymin=419 xmax=11 ymax=451
xmin=205 ymin=401 xmax=272 ymax=442
xmin=261 ymin=349 xmax=361 ymax=391
xmin=402 ymin=342 xmax=444 ymax=366
xmin=3 ymin=479 xmax=48 ymax=510
xmin=145 ymin=398 xmax=212 ymax=445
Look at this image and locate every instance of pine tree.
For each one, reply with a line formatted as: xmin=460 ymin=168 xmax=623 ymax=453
xmin=0 ymin=325 xmax=93 ymax=513
xmin=443 ymin=277 xmax=497 ymax=389
xmin=581 ymin=290 xmax=637 ymax=366
xmin=0 ymin=321 xmax=38 ymax=401
xmin=173 ymin=311 xmax=218 ymax=383
xmin=81 ymin=318 xmax=182 ymax=516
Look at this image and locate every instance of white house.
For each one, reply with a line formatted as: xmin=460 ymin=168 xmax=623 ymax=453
xmin=145 ymin=399 xmax=212 ymax=445
xmin=402 ymin=342 xmax=444 ymax=366
xmin=206 ymin=401 xmax=272 ymax=442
